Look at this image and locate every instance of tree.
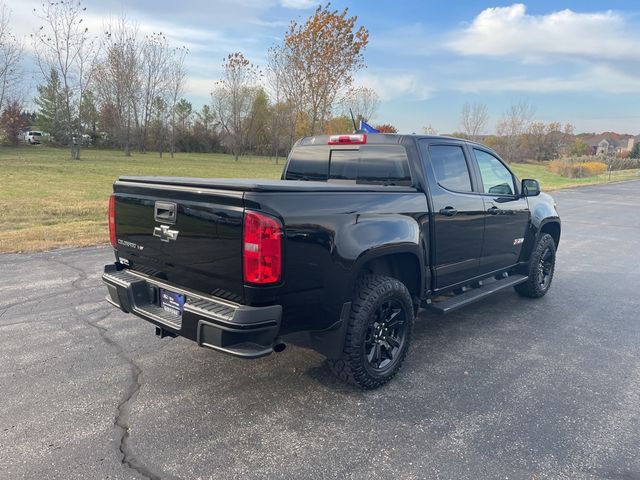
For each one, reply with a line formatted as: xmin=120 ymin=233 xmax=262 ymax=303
xmin=193 ymin=104 xmax=218 ymax=153
xmin=0 ymin=3 xmax=22 ymax=113
xmin=266 ymin=47 xmax=298 ymax=158
xmin=167 ymin=46 xmax=187 ymax=158
xmin=173 ymin=98 xmax=193 ymax=151
xmin=270 ymin=5 xmax=369 ymax=135
xmin=32 ymin=0 xmax=98 ymax=159
xmin=0 ymin=99 xmax=27 ymax=145
xmin=374 ymin=124 xmax=397 ymax=133
xmin=568 ymin=138 xmax=590 ymax=157
xmin=34 ymin=68 xmax=65 ymax=141
xmin=323 ymin=115 xmax=353 ymax=135
xmin=212 ymin=52 xmax=260 ymax=161
xmin=174 ymin=98 xmax=192 ymax=132
xmin=460 ymin=102 xmax=489 ymax=140
xmin=630 ymin=142 xmax=640 ymax=159
xmin=80 ymin=89 xmax=98 ymax=144
xmin=139 ymin=32 xmax=173 ymax=154
xmin=495 ymin=101 xmax=535 ymax=162
xmin=523 ymin=122 xmax=574 ymax=161
xmin=245 ymin=88 xmax=271 ymax=155
xmin=150 ymin=95 xmax=168 ymax=157
xmin=341 ymin=86 xmax=379 ymax=124
xmin=95 ymin=19 xmax=140 ymax=156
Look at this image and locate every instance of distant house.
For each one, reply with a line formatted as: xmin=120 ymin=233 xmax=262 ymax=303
xmin=587 ymin=137 xmax=634 ymax=156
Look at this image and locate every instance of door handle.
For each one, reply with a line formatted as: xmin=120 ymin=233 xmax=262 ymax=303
xmin=439 ymin=206 xmax=458 ymax=216
xmin=487 ymin=206 xmax=500 ymax=215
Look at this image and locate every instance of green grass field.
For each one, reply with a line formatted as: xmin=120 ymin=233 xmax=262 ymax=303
xmin=1 ymin=146 xmax=638 ymax=253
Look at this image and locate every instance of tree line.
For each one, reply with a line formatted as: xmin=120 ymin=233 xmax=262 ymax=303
xmin=0 ymin=1 xmax=384 ymax=160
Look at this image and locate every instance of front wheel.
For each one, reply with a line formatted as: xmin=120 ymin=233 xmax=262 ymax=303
xmin=327 ymin=274 xmax=414 ymax=389
xmin=514 ymin=233 xmax=556 ymax=298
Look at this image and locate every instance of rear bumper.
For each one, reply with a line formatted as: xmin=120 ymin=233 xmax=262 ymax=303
xmin=102 ymin=264 xmax=282 ymax=359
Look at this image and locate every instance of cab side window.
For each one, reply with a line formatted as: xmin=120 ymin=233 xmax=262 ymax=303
xmin=474 ymin=149 xmax=515 ymax=195
xmin=429 ymin=145 xmax=473 ymax=192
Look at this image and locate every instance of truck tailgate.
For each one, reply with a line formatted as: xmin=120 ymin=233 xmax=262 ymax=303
xmin=113 ymin=179 xmax=245 ymax=301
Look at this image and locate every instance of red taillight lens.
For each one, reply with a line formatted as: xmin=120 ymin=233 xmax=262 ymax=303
xmin=328 ymin=133 xmax=367 ymax=145
xmin=108 ymin=195 xmax=116 ymax=247
xmin=243 ymin=211 xmax=282 ymax=285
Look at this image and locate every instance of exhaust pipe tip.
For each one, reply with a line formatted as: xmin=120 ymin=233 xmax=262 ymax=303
xmin=273 ymin=343 xmax=286 ymax=353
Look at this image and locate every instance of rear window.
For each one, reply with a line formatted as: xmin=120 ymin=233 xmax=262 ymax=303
xmin=284 ymin=146 xmax=329 ymax=181
xmin=285 ymin=145 xmax=412 ymax=186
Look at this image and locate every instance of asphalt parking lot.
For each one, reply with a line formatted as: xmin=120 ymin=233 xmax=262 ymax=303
xmin=1 ymin=180 xmax=639 ymax=480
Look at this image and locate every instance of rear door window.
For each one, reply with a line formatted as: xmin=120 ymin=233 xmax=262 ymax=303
xmin=428 ymin=145 xmax=473 ymax=192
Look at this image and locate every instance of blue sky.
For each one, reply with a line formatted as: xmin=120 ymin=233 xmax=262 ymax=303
xmin=8 ymin=0 xmax=640 ymax=134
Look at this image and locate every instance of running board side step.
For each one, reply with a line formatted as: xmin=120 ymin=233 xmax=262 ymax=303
xmin=428 ymin=274 xmax=528 ymax=314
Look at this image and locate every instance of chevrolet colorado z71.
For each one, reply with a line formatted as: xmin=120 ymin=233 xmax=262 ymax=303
xmin=102 ymin=133 xmax=560 ymax=389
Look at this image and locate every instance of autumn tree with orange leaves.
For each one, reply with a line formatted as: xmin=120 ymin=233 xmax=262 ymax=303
xmin=270 ymin=4 xmax=369 ymax=135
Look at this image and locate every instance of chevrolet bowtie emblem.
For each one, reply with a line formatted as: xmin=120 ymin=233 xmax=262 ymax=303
xmin=153 ymin=224 xmax=179 ymax=242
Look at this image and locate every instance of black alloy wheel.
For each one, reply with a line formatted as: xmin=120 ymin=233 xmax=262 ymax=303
xmin=327 ymin=274 xmax=415 ymax=389
xmin=364 ymin=299 xmax=408 ymax=373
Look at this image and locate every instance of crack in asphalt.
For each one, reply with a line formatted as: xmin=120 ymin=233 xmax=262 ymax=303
xmin=73 ymin=307 xmax=167 ymax=480
xmin=0 ymin=258 xmax=97 ymax=312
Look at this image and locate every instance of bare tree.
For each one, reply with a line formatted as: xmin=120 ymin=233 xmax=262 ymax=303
xmin=341 ymin=86 xmax=379 ymax=125
xmin=496 ymin=101 xmax=535 ymax=162
xmin=167 ymin=46 xmax=187 ymax=158
xmin=0 ymin=2 xmax=22 ymax=113
xmin=460 ymin=102 xmax=489 ymax=140
xmin=212 ymin=52 xmax=260 ymax=161
xmin=139 ymin=33 xmax=171 ymax=154
xmin=95 ymin=18 xmax=140 ymax=156
xmin=266 ymin=46 xmax=300 ymax=155
xmin=32 ymin=1 xmax=98 ymax=159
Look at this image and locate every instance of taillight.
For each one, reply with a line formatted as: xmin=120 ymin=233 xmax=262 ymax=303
xmin=328 ymin=133 xmax=367 ymax=145
xmin=108 ymin=195 xmax=116 ymax=247
xmin=243 ymin=211 xmax=282 ymax=285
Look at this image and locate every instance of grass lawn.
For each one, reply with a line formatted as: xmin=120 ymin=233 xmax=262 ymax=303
xmin=1 ymin=145 xmax=638 ymax=253
xmin=0 ymin=146 xmax=284 ymax=253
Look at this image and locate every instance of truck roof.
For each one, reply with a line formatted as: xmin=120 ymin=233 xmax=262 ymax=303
xmin=296 ymin=133 xmax=488 ymax=149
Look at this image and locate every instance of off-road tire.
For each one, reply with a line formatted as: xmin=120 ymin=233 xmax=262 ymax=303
xmin=514 ymin=233 xmax=556 ymax=298
xmin=327 ymin=274 xmax=414 ymax=389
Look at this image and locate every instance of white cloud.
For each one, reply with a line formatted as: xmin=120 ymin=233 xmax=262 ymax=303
xmin=448 ymin=3 xmax=640 ymax=61
xmin=454 ymin=64 xmax=640 ymax=94
xmin=355 ymin=72 xmax=434 ymax=101
xmin=185 ymin=77 xmax=215 ymax=98
xmin=279 ymin=0 xmax=316 ymax=9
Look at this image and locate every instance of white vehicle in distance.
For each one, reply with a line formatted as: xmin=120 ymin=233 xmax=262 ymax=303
xmin=24 ymin=131 xmax=44 ymax=144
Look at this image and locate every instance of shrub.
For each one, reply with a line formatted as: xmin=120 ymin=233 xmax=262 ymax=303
xmin=548 ymin=158 xmax=607 ymax=178
xmin=607 ymin=157 xmax=640 ymax=171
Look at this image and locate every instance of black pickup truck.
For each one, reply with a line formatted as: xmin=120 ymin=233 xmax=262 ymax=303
xmin=103 ymin=133 xmax=560 ymax=389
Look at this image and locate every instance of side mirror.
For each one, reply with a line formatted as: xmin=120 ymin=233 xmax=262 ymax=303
xmin=521 ymin=179 xmax=540 ymax=197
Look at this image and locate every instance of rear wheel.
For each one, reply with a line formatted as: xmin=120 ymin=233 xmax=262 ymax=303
xmin=327 ymin=274 xmax=414 ymax=389
xmin=514 ymin=233 xmax=556 ymax=298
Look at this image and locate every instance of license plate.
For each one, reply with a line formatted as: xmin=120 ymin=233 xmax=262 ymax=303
xmin=160 ymin=289 xmax=185 ymax=317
